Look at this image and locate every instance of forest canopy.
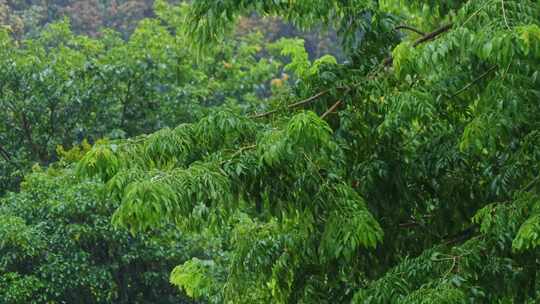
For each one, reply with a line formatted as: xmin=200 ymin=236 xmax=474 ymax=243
xmin=1 ymin=0 xmax=540 ymax=303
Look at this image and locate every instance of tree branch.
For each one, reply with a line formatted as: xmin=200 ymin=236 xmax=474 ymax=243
xmin=395 ymin=25 xmax=426 ymax=36
xmin=120 ymin=79 xmax=132 ymax=129
xmin=251 ymin=89 xmax=332 ymax=118
xmin=21 ymin=112 xmax=40 ymax=159
xmin=412 ymin=23 xmax=453 ymax=47
xmin=449 ymin=65 xmax=497 ymax=98
xmin=230 ymin=144 xmax=257 ymax=158
xmin=220 ymin=144 xmax=257 ymax=165
xmin=0 ymin=143 xmax=21 ymax=169
xmin=385 ymin=23 xmax=454 ymax=66
xmin=0 ymin=144 xmax=11 ymax=161
xmin=320 ymin=100 xmax=342 ymax=119
xmin=443 ymin=226 xmax=477 ymax=246
xmin=520 ymin=174 xmax=540 ymax=193
xmin=398 ymin=221 xmax=420 ymax=228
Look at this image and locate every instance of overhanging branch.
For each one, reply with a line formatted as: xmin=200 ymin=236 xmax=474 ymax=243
xmin=250 ymin=86 xmax=350 ymax=118
xmin=395 ymin=25 xmax=426 ymax=36
xmin=412 ymin=23 xmax=453 ymax=47
xmin=251 ymin=88 xmax=338 ymax=119
xmin=385 ymin=23 xmax=454 ymax=66
xmin=449 ymin=65 xmax=497 ymax=98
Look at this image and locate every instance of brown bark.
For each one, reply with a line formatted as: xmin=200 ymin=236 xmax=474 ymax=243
xmin=320 ymin=100 xmax=342 ymax=119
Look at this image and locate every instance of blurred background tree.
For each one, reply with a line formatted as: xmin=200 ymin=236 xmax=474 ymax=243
xmin=0 ymin=0 xmax=342 ymax=58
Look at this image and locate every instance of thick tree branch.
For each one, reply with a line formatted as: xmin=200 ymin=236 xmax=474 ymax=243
xmin=412 ymin=23 xmax=453 ymax=47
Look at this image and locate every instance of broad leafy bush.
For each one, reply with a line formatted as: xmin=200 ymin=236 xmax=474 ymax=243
xmin=0 ymin=166 xmax=192 ymax=303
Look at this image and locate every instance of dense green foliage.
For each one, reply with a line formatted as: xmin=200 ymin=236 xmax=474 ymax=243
xmin=0 ymin=157 xmax=193 ymax=303
xmin=0 ymin=0 xmax=342 ymax=61
xmin=0 ymin=1 xmax=289 ymax=193
xmin=2 ymin=0 xmax=540 ymax=303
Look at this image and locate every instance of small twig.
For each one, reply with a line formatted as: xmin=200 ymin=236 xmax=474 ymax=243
xmin=219 ymin=145 xmax=258 ymax=166
xmin=399 ymin=221 xmax=420 ymax=228
xmin=0 ymin=144 xmax=11 ymax=161
xmin=251 ymin=108 xmax=279 ymax=119
xmin=442 ymin=256 xmax=458 ymax=279
xmin=0 ymin=143 xmax=23 ymax=169
xmin=251 ymin=86 xmax=352 ymax=119
xmin=230 ymin=144 xmax=257 ymax=158
xmin=501 ymin=0 xmax=511 ymax=30
xmin=288 ymin=89 xmax=333 ymax=108
xmin=320 ymin=100 xmax=342 ymax=119
xmin=449 ymin=66 xmax=497 ymax=98
xmin=520 ymin=174 xmax=540 ymax=193
xmin=501 ymin=55 xmax=513 ymax=80
xmin=462 ymin=0 xmax=496 ymax=26
xmin=395 ymin=25 xmax=426 ymax=36
xmin=432 ymin=256 xmax=456 ymax=261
